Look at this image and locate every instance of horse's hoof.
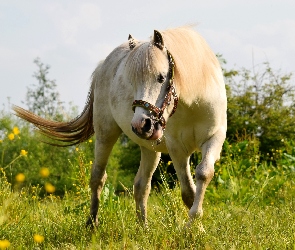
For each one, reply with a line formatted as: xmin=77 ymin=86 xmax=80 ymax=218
xmin=86 ymin=217 xmax=97 ymax=230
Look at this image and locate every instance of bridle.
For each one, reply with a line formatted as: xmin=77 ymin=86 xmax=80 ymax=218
xmin=131 ymin=49 xmax=178 ymax=129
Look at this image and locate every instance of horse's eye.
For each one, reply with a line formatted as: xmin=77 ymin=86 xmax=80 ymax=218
xmin=157 ymin=74 xmax=165 ymax=83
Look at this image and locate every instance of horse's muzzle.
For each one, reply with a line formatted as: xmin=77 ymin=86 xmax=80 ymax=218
xmin=131 ymin=117 xmax=163 ymax=140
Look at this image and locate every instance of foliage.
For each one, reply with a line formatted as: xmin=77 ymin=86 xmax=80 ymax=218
xmin=0 ymin=112 xmax=85 ymax=196
xmin=223 ymin=59 xmax=295 ymax=155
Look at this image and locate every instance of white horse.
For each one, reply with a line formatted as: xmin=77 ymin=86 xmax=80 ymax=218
xmin=13 ymin=26 xmax=227 ymax=227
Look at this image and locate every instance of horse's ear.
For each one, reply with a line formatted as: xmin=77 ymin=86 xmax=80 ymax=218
xmin=128 ymin=34 xmax=136 ymax=50
xmin=153 ymin=30 xmax=164 ymax=50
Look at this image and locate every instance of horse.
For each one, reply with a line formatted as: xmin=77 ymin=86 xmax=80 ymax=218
xmin=13 ymin=26 xmax=227 ymax=227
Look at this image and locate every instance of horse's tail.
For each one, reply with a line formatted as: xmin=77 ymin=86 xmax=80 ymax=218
xmin=12 ymin=82 xmax=95 ymax=147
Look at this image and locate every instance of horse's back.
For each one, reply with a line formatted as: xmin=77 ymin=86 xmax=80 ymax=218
xmin=91 ymin=43 xmax=132 ymax=137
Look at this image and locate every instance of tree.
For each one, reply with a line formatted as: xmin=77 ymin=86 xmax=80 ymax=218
xmin=224 ymin=60 xmax=295 ymax=155
xmin=24 ymin=58 xmax=63 ymax=118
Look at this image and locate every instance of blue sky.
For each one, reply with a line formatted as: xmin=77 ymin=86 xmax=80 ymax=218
xmin=1 ymin=0 xmax=295 ymax=111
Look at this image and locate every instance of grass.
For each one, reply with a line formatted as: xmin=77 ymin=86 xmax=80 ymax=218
xmin=1 ymin=166 xmax=295 ymax=249
xmin=1 ymin=124 xmax=295 ymax=249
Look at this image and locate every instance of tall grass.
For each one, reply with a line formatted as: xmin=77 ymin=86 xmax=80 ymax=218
xmin=1 ymin=115 xmax=295 ymax=249
xmin=1 ymin=148 xmax=295 ymax=249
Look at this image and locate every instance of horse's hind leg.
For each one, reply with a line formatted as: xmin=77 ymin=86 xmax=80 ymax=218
xmin=86 ymin=128 xmax=121 ymax=228
xmin=134 ymin=146 xmax=161 ymax=224
xmin=189 ymin=129 xmax=225 ymax=220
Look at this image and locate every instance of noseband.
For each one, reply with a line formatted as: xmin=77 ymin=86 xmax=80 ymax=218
xmin=131 ymin=49 xmax=178 ymax=129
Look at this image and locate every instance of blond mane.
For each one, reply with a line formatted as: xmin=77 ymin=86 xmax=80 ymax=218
xmin=163 ymin=27 xmax=224 ymax=105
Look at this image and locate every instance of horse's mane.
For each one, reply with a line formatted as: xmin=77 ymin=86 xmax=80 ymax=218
xmin=162 ymin=26 xmax=224 ymax=105
xmin=126 ymin=26 xmax=224 ymax=106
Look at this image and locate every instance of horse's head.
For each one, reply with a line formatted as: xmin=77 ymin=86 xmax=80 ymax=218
xmin=126 ymin=30 xmax=178 ymax=141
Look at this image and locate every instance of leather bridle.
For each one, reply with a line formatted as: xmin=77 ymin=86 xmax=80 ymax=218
xmin=131 ymin=49 xmax=178 ymax=129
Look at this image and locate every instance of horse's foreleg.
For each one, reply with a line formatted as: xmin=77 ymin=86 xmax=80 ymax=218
xmin=134 ymin=146 xmax=161 ymax=224
xmin=189 ymin=129 xmax=225 ymax=220
xmin=168 ymin=151 xmax=196 ymax=209
xmin=86 ymin=134 xmax=120 ymax=228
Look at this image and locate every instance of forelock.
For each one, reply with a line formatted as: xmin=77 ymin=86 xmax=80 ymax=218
xmin=125 ymin=42 xmax=168 ymax=84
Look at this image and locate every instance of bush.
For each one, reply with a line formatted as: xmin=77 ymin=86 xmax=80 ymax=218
xmin=0 ymin=110 xmax=142 ymax=194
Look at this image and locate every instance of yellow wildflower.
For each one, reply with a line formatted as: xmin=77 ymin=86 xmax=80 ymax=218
xmin=8 ymin=133 xmax=14 ymax=140
xmin=75 ymin=147 xmax=79 ymax=151
xmin=13 ymin=127 xmax=20 ymax=135
xmin=15 ymin=173 xmax=25 ymax=182
xmin=88 ymin=139 xmax=92 ymax=143
xmin=0 ymin=239 xmax=10 ymax=249
xmin=45 ymin=183 xmax=55 ymax=193
xmin=20 ymin=149 xmax=28 ymax=156
xmin=89 ymin=160 xmax=93 ymax=165
xmin=33 ymin=234 xmax=44 ymax=243
xmin=40 ymin=167 xmax=50 ymax=178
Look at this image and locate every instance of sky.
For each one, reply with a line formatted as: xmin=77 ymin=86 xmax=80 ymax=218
xmin=1 ymin=0 xmax=295 ymax=112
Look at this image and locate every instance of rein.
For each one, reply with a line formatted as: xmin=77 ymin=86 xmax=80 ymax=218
xmin=132 ymin=49 xmax=178 ymax=129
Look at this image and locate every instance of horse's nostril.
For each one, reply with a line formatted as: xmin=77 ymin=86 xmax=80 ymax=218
xmin=131 ymin=118 xmax=153 ymax=138
xmin=142 ymin=118 xmax=152 ymax=133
